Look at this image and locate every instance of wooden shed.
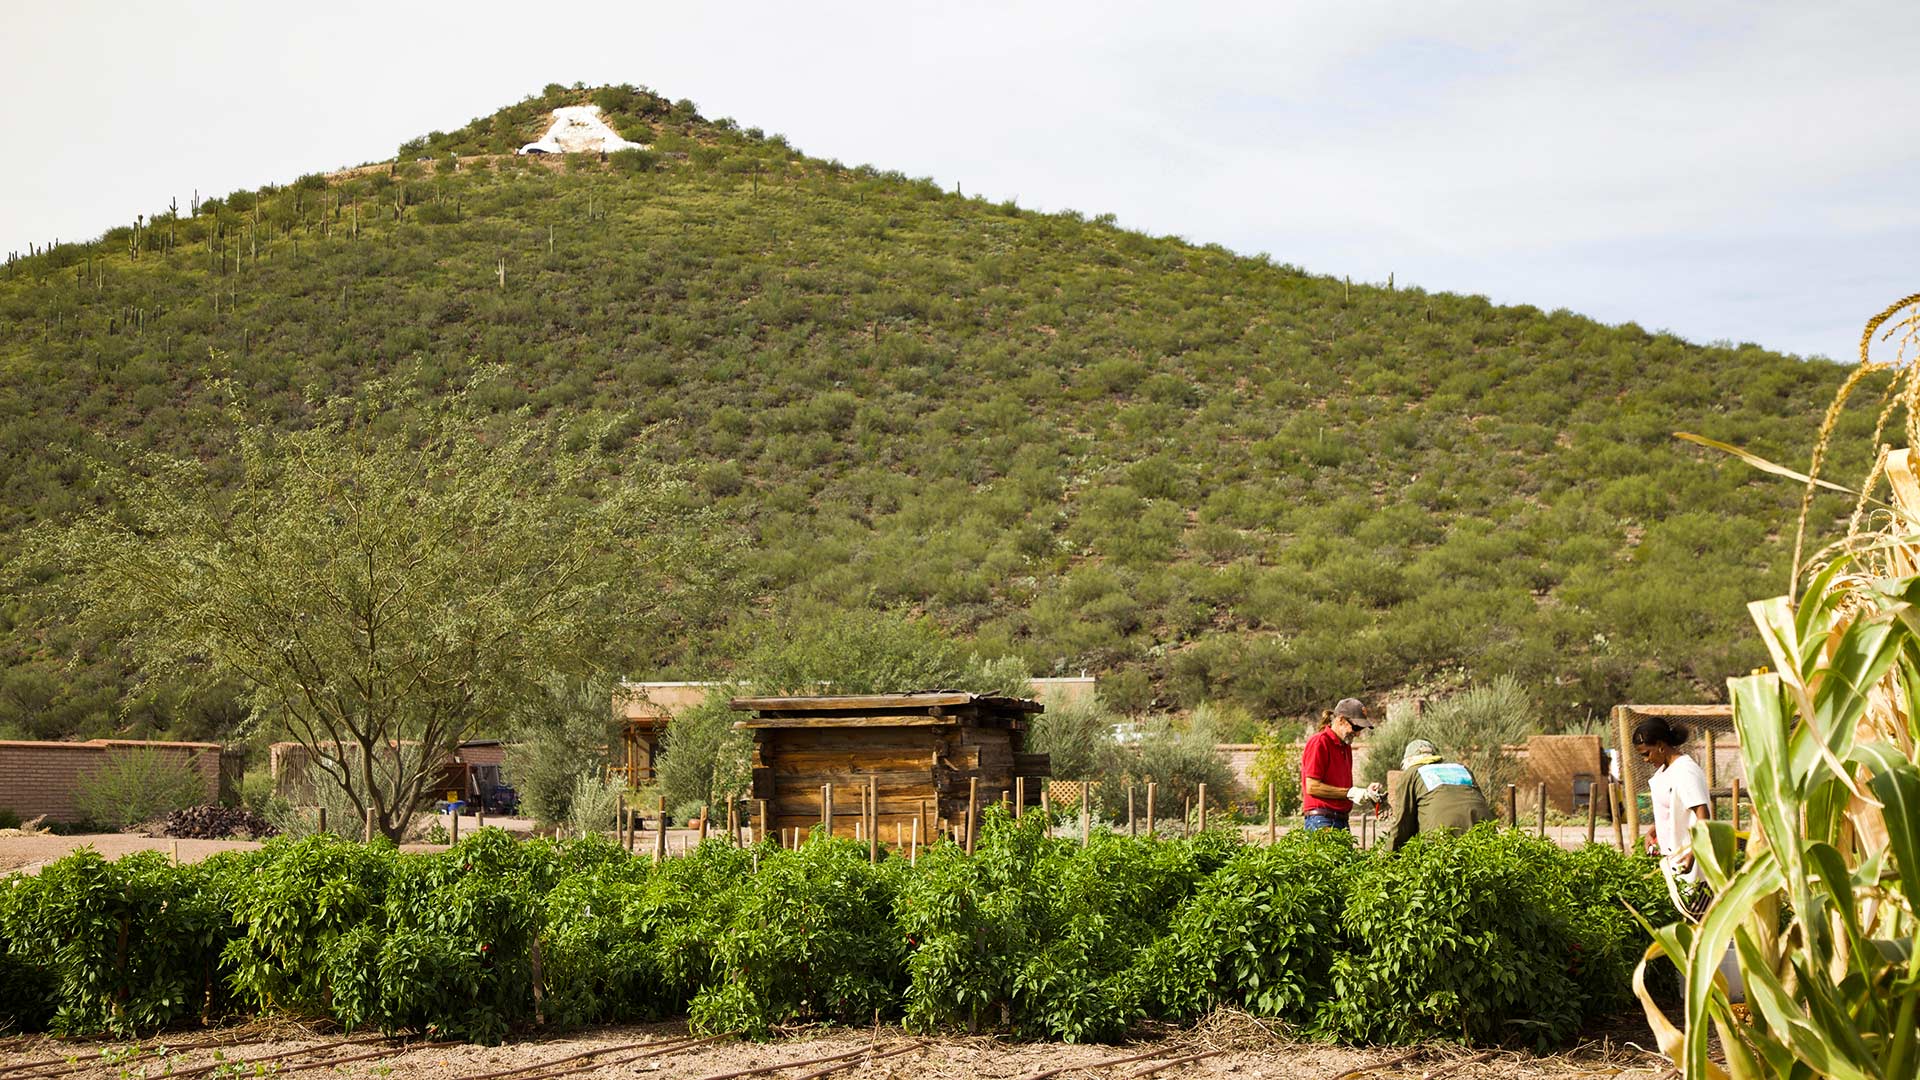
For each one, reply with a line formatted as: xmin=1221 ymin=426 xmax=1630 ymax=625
xmin=730 ymin=692 xmax=1051 ymax=841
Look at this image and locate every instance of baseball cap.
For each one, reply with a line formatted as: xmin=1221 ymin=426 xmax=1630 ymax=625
xmin=1333 ymin=697 xmax=1370 ymax=726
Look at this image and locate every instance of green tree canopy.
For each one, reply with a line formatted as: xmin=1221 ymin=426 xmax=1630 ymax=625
xmin=13 ymin=373 xmax=737 ymax=838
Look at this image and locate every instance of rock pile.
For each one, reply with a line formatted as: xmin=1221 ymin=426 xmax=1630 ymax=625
xmin=160 ymin=805 xmax=279 ymax=840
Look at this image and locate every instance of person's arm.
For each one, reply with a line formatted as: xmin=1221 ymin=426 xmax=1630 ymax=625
xmin=1304 ymin=777 xmax=1349 ymax=799
xmin=1671 ymin=758 xmax=1713 ymax=868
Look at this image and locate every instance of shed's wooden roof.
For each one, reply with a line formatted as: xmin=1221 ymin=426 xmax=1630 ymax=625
xmin=728 ymin=691 xmax=1043 ymax=730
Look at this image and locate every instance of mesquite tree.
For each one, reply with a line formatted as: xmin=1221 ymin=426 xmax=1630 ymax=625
xmin=17 ymin=371 xmax=736 ymax=839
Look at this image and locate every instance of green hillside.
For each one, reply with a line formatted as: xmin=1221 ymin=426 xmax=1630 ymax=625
xmin=0 ymin=83 xmax=1880 ymax=742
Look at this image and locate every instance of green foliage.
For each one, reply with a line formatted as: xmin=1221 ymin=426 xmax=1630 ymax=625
xmin=1026 ymin=692 xmax=1116 ymax=780
xmin=655 ymin=692 xmax=753 ymax=816
xmin=1317 ymin=828 xmax=1651 ymax=1048
xmin=2 ymin=849 xmax=244 ymax=1034
xmin=1359 ymin=677 xmax=1535 ymax=795
xmin=72 ymin=748 xmax=208 ymax=828
xmin=564 ymin=774 xmax=623 ymax=837
xmin=1248 ymin=730 xmax=1302 ymax=817
xmin=1091 ymin=716 xmax=1237 ymax=822
xmin=1142 ymin=829 xmax=1354 ymax=1021
xmin=507 ymin=678 xmax=620 ymax=827
xmin=13 ymin=372 xmax=738 ymax=839
xmin=729 ymin=608 xmax=1028 ymax=696
xmin=690 ymin=837 xmax=906 ymax=1037
xmin=1 ymin=807 xmax=1664 ymax=1047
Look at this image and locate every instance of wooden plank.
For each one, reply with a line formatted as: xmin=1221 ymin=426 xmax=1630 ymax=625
xmin=735 ymin=715 xmax=960 ymax=730
xmin=731 ymin=693 xmax=978 ymax=711
xmin=770 ymin=750 xmax=941 ymax=773
xmin=1013 ymin=752 xmax=1052 ymax=777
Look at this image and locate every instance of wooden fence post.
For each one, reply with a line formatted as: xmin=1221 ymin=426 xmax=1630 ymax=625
xmin=966 ymin=777 xmax=978 ymax=855
xmin=1536 ymin=783 xmax=1547 ymax=839
xmin=1731 ymin=778 xmax=1742 ymax=835
xmin=1197 ymin=783 xmax=1208 ymax=833
xmin=363 ymin=807 xmax=374 ymax=843
xmin=757 ymin=799 xmax=769 ymax=845
xmin=1183 ymin=797 xmax=1191 ymax=838
xmin=1146 ymin=782 xmax=1157 ymax=837
xmin=911 ymin=814 xmax=919 ymax=866
xmin=1081 ymin=784 xmax=1091 ymax=847
xmin=1585 ymin=786 xmax=1597 ymax=845
xmin=1015 ymin=777 xmax=1025 ymax=820
xmin=616 ymin=795 xmax=626 ymax=848
xmin=869 ymin=776 xmax=879 ymax=864
xmin=654 ymin=797 xmax=667 ymax=863
xmin=1506 ymin=784 xmax=1518 ymax=828
xmin=1609 ymin=783 xmax=1625 ymax=851
xmin=824 ymin=783 xmax=834 ymax=835
xmin=1128 ymin=786 xmax=1137 ymax=837
xmin=316 ymin=806 xmax=327 ymax=835
xmin=698 ymin=804 xmax=708 ymax=843
xmin=450 ymin=810 xmax=459 ymax=846
xmin=1267 ymin=782 xmax=1277 ymax=844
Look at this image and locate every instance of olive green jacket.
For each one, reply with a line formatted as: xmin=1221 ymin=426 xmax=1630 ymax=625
xmin=1387 ymin=757 xmax=1496 ymax=851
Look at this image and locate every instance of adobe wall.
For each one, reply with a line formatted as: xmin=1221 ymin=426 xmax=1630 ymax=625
xmin=0 ymin=739 xmax=221 ymax=823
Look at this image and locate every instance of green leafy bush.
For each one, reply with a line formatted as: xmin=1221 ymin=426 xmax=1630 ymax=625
xmin=72 ymin=748 xmax=209 ymax=828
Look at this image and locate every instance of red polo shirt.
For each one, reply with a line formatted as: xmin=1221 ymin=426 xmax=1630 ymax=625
xmin=1301 ymin=726 xmax=1354 ymax=814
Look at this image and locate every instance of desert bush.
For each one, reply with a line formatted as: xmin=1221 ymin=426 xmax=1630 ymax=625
xmin=1091 ymin=716 xmax=1236 ymax=823
xmin=1359 ymin=677 xmax=1535 ymax=796
xmin=1247 ymin=730 xmax=1301 ymax=817
xmin=72 ymin=748 xmax=208 ymax=828
xmin=507 ymin=678 xmax=619 ymax=827
xmin=655 ymin=692 xmax=753 ymax=817
xmin=1027 ymin=692 xmax=1116 ymax=780
xmin=565 ymin=774 xmax=623 ymax=836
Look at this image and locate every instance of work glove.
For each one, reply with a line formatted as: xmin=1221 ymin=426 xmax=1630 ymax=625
xmin=1346 ymin=786 xmax=1380 ymax=808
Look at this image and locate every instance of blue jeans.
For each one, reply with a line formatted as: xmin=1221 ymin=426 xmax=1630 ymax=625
xmin=1303 ymin=810 xmax=1350 ymax=832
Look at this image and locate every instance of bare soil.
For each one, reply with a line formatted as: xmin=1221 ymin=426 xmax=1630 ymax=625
xmin=0 ymin=1016 xmax=1674 ymax=1080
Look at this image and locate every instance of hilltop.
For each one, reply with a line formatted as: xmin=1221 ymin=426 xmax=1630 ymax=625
xmin=0 ymin=84 xmax=1881 ymax=743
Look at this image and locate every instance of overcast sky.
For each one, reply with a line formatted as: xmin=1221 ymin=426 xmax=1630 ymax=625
xmin=4 ymin=1 xmax=1915 ymax=361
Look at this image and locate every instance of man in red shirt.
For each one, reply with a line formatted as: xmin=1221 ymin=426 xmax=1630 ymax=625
xmin=1300 ymin=697 xmax=1383 ymax=832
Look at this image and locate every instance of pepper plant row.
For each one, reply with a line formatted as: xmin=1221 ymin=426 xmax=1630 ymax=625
xmin=0 ymin=813 xmax=1666 ymax=1047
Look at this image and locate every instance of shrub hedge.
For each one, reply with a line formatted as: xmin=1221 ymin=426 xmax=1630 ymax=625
xmin=0 ymin=814 xmax=1663 ymax=1048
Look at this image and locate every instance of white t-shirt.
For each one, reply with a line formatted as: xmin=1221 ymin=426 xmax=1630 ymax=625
xmin=1650 ymin=752 xmax=1711 ymax=875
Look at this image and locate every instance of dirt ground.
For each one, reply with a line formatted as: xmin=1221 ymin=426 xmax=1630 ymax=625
xmin=0 ymin=820 xmax=1628 ymax=876
xmin=0 ymin=1015 xmax=1677 ymax=1080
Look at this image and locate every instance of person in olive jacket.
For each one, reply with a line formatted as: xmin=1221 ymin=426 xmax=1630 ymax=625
xmin=1385 ymin=739 xmax=1495 ymax=851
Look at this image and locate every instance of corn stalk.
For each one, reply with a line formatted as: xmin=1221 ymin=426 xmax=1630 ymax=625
xmin=1641 ymin=297 xmax=1920 ymax=1078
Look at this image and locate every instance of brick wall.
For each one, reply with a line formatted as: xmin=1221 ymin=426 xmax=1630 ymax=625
xmin=0 ymin=739 xmax=221 ymax=823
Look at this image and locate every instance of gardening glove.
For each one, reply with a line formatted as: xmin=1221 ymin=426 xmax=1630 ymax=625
xmin=1347 ymin=786 xmax=1380 ymax=808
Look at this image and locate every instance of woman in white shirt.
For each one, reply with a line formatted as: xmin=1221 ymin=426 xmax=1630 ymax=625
xmin=1632 ymin=716 xmax=1712 ymax=882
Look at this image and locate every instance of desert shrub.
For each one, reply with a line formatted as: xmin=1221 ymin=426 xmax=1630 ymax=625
xmin=655 ymin=692 xmax=753 ymax=817
xmin=1092 ymin=716 xmax=1236 ymax=823
xmin=565 ymin=774 xmax=623 ymax=836
xmin=1027 ymin=692 xmax=1116 ymax=780
xmin=507 ymin=678 xmax=620 ymax=827
xmin=1359 ymin=677 xmax=1535 ymax=796
xmin=1247 ymin=730 xmax=1301 ymax=817
xmin=72 ymin=748 xmax=208 ymax=828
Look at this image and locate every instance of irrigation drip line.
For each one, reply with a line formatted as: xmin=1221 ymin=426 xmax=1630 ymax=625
xmin=264 ymin=1039 xmax=460 ymax=1077
xmin=0 ymin=1029 xmax=268 ymax=1079
xmin=1325 ymin=1048 xmax=1427 ymax=1080
xmin=456 ymin=1035 xmax=703 ymax=1080
xmin=501 ymin=1032 xmax=733 ymax=1080
xmin=786 ymin=1041 xmax=927 ymax=1080
xmin=0 ymin=1034 xmax=382 ymax=1080
xmin=1015 ymin=1043 xmax=1193 ymax=1080
xmin=1119 ymin=1048 xmax=1224 ymax=1078
xmin=1414 ymin=1050 xmax=1497 ymax=1080
xmin=685 ymin=1039 xmax=910 ymax=1080
xmin=155 ymin=1034 xmax=391 ymax=1080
